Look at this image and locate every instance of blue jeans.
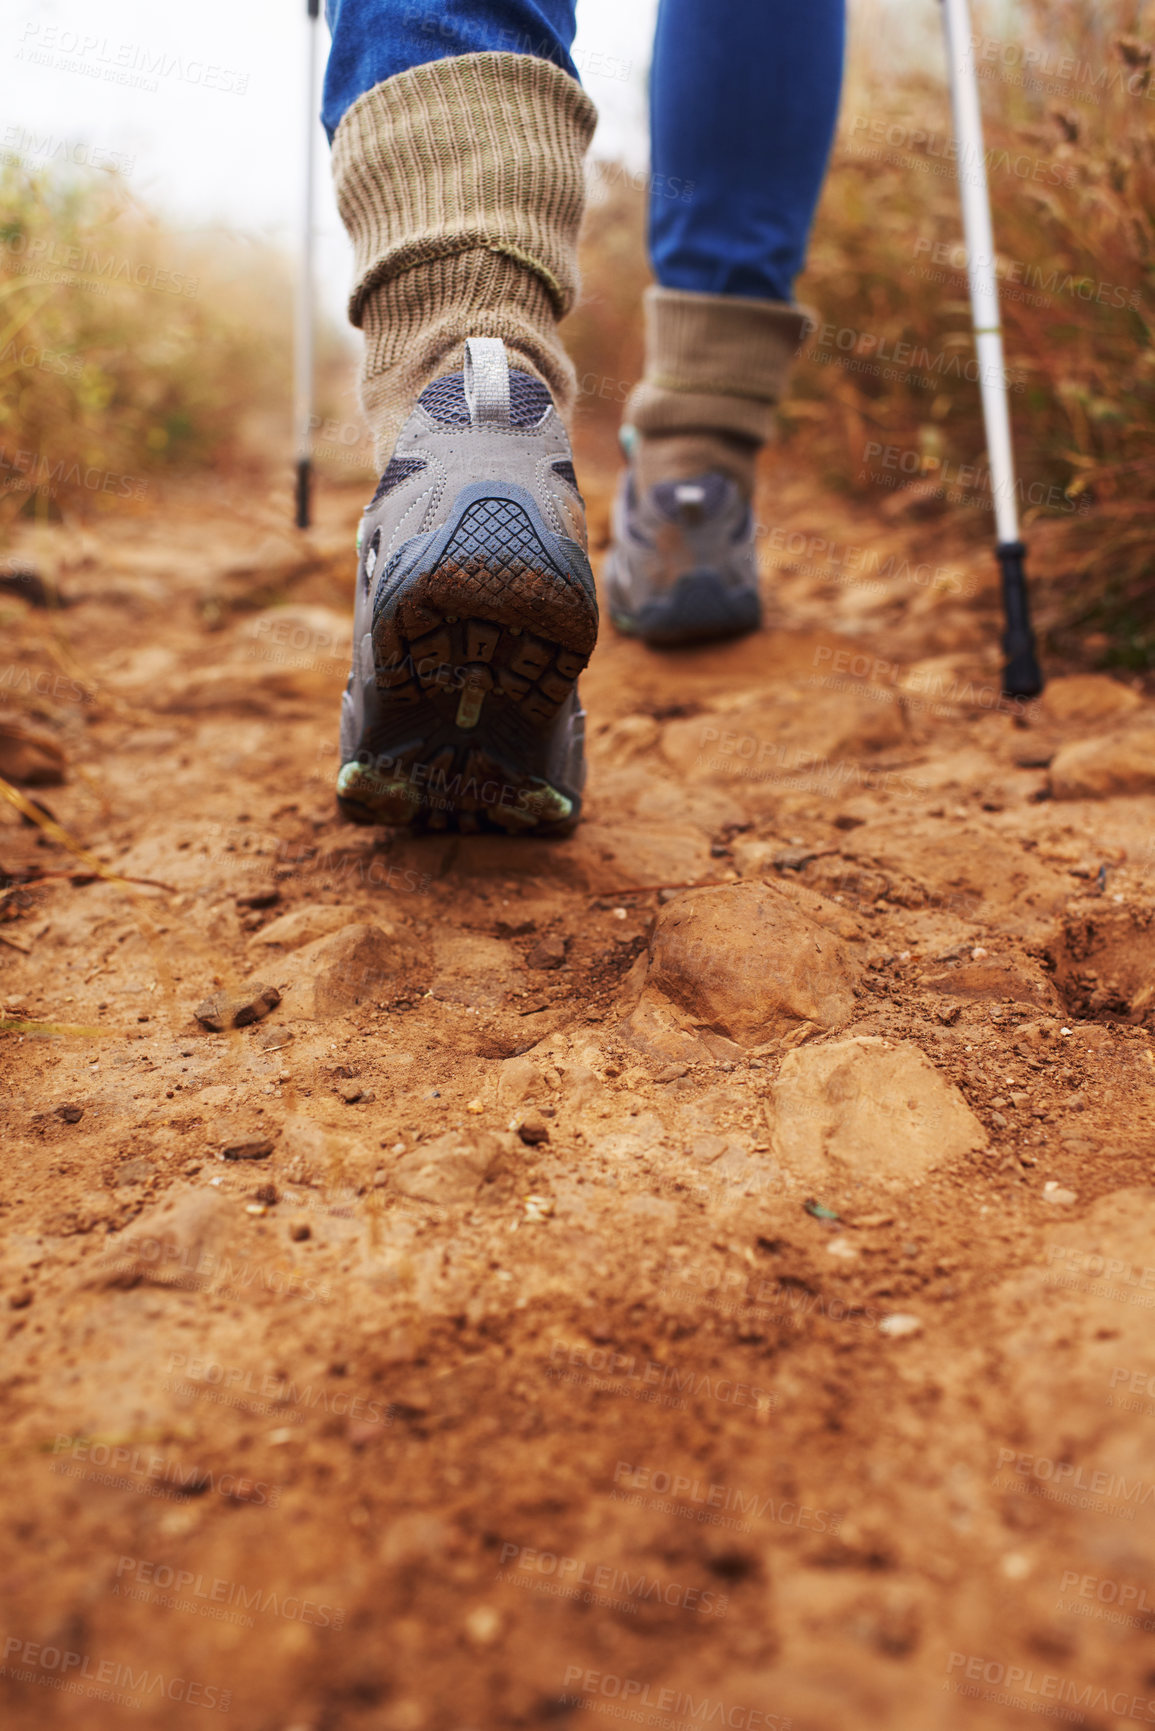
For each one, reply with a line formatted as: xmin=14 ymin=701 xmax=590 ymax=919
xmin=322 ymin=0 xmax=844 ymax=305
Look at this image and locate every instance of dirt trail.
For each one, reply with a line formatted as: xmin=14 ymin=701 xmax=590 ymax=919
xmin=2 ymin=438 xmax=1155 ymax=1731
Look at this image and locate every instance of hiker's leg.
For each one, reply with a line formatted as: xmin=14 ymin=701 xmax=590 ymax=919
xmin=630 ymin=0 xmax=846 ymax=492
xmin=323 ymin=2 xmax=599 ymax=835
xmin=323 ymin=0 xmax=593 ymax=465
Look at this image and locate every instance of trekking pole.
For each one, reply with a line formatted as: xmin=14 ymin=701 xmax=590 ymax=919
xmin=293 ymin=0 xmax=320 ymax=529
xmin=940 ymin=0 xmax=1044 ymax=697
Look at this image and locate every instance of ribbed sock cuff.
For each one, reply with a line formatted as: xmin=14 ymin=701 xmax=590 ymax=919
xmin=625 ymin=286 xmax=811 ymax=447
xmin=632 ymin=430 xmax=761 ymax=497
xmin=359 ymin=249 xmax=579 ymax=466
xmin=331 ymin=52 xmax=597 ymax=462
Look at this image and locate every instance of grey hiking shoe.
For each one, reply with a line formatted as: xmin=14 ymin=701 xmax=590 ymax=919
xmin=604 ymin=468 xmax=761 ymax=647
xmin=336 ymin=338 xmax=598 ymax=835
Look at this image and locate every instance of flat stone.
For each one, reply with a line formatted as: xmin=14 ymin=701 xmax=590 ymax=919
xmin=643 ymin=881 xmax=863 ymax=1047
xmin=624 ymin=992 xmax=715 ymax=1065
xmin=249 ymin=905 xmax=364 ymax=950
xmin=1050 ymin=724 xmax=1155 ymax=799
xmin=526 ymin=934 xmax=567 ymax=970
xmin=389 ymin=1129 xmax=520 ymax=1207
xmin=257 ymin=1027 xmax=294 ymax=1052
xmin=773 ymin=1035 xmax=988 ymax=1189
xmin=432 ymin=932 xmax=524 ymax=1010
xmin=194 ymin=982 xmax=280 ymax=1031
xmin=919 ymin=956 xmax=1060 ymax=1009
xmin=114 ymin=1157 xmax=156 ymax=1185
xmin=276 ymin=923 xmax=424 ymax=1019
xmin=218 ymin=1127 xmax=277 ymax=1160
xmin=1040 ymin=674 xmax=1143 ymax=727
xmin=495 ymin=1058 xmax=541 ymax=1107
xmin=88 ymin=1190 xmax=238 ymax=1290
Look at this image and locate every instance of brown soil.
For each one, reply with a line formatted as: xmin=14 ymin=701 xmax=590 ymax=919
xmin=2 ymin=438 xmax=1155 ymax=1731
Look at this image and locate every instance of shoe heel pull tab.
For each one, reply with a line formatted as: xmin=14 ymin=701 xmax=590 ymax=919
xmin=463 ymin=337 xmax=510 ymax=429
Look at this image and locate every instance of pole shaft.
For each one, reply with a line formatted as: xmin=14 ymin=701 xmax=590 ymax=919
xmin=940 ymin=0 xmax=1020 ymax=546
xmin=293 ymin=0 xmax=319 ymax=528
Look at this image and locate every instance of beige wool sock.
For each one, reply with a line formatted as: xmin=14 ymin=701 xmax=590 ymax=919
xmin=624 ymin=286 xmax=812 ymax=496
xmin=331 ymin=52 xmax=597 ymax=467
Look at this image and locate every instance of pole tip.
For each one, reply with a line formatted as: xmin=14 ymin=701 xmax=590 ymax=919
xmin=996 ymin=540 xmax=1044 ymax=698
xmin=295 ymin=458 xmax=312 ymax=531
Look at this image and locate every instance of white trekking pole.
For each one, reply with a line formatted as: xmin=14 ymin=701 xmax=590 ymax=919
xmin=294 ymin=0 xmax=321 ymax=529
xmin=941 ymin=0 xmax=1043 ymax=697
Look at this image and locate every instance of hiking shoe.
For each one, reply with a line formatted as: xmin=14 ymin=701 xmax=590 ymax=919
xmin=336 ymin=338 xmax=598 ymax=834
xmin=604 ymin=468 xmax=761 ymax=647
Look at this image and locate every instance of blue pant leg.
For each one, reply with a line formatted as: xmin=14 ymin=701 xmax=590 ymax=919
xmin=322 ymin=0 xmax=580 ymax=138
xmin=649 ymin=0 xmax=845 ymax=303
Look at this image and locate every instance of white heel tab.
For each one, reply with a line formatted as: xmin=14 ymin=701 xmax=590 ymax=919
xmin=463 ymin=337 xmax=511 ymax=428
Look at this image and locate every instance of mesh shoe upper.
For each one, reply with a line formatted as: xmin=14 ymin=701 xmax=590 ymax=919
xmin=603 ymin=468 xmax=761 ymax=647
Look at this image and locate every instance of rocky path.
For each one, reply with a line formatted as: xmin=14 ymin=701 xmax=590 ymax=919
xmin=1 ymin=442 xmax=1154 ymax=1730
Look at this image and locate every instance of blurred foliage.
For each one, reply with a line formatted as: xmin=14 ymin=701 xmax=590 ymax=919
xmin=0 ymin=160 xmax=292 ymax=521
xmin=3 ymin=0 xmax=1153 ymax=663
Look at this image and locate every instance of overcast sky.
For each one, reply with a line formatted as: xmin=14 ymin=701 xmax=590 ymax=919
xmin=5 ymin=0 xmax=661 ymax=322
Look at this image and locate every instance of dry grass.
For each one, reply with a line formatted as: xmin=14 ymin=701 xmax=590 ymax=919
xmin=0 ymin=160 xmax=292 ymax=522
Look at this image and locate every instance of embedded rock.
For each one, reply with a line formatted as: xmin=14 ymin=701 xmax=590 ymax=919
xmin=643 ymin=881 xmax=862 ymax=1047
xmin=1050 ymin=725 xmax=1155 ymax=800
xmin=773 ymin=1035 xmax=988 ymax=1189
